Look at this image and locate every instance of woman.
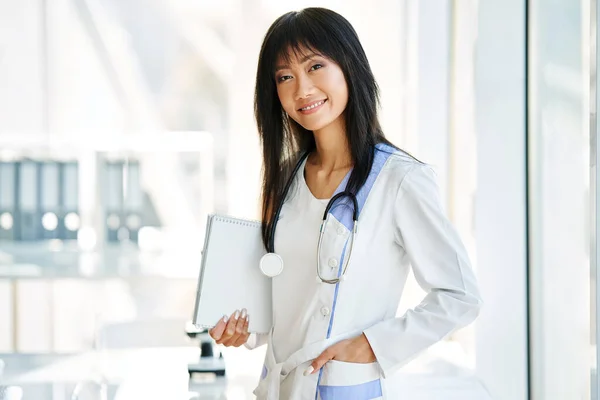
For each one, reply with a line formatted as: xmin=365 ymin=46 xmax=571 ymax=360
xmin=209 ymin=7 xmax=482 ymax=400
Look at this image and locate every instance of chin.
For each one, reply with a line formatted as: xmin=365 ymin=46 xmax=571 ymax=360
xmin=294 ymin=117 xmax=333 ymax=132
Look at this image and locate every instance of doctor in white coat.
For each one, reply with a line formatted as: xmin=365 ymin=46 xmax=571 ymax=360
xmin=209 ymin=7 xmax=483 ymax=400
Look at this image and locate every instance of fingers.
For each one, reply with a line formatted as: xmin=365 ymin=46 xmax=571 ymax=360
xmin=222 ymin=309 xmax=248 ymax=347
xmin=214 ymin=309 xmax=249 ymax=347
xmin=214 ymin=310 xmax=239 ymax=345
xmin=305 ymin=347 xmax=335 ymax=376
xmin=223 ymin=310 xmax=242 ymax=343
xmin=232 ymin=314 xmax=250 ymax=347
xmin=208 ymin=315 xmax=228 ymax=341
xmin=304 ymin=340 xmax=352 ymax=375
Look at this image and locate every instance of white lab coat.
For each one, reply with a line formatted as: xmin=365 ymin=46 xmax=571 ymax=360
xmin=246 ymin=144 xmax=483 ymax=399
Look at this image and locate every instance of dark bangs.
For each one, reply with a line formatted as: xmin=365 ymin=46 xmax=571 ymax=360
xmin=262 ymin=10 xmax=352 ymax=79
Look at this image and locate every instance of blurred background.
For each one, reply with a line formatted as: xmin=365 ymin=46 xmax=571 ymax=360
xmin=0 ymin=0 xmax=596 ymax=399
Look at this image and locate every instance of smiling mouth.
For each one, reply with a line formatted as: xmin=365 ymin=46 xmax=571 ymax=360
xmin=298 ymin=99 xmax=327 ymax=113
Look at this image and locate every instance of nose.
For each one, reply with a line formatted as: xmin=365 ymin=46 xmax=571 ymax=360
xmin=294 ymin=74 xmax=315 ymax=101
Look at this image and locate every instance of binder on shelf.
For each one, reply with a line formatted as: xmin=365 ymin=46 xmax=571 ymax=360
xmin=17 ymin=161 xmax=41 ymax=241
xmin=40 ymin=162 xmax=60 ymax=240
xmin=124 ymin=161 xmax=143 ymax=243
xmin=104 ymin=161 xmax=124 ymax=243
xmin=0 ymin=162 xmax=16 ymax=241
xmin=61 ymin=162 xmax=79 ymax=240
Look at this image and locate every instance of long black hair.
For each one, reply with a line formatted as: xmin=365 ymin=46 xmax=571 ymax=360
xmin=255 ymin=7 xmax=397 ymax=250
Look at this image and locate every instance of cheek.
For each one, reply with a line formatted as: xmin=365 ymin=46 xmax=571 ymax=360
xmin=338 ymin=86 xmax=349 ymax=108
xmin=277 ymin=86 xmax=295 ymax=114
xmin=331 ymin=79 xmax=349 ymax=110
xmin=327 ymin=70 xmax=348 ymax=105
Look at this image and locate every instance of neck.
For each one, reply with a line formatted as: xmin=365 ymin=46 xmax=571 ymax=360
xmin=311 ymin=118 xmax=352 ymax=171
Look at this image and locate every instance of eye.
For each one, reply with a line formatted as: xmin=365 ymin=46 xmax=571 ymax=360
xmin=277 ymin=75 xmax=292 ymax=83
xmin=310 ymin=64 xmax=323 ymax=72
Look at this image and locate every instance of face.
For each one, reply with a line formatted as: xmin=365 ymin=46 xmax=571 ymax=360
xmin=274 ymin=48 xmax=349 ymax=133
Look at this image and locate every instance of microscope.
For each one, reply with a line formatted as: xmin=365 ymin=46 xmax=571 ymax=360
xmin=185 ymin=322 xmax=226 ymax=377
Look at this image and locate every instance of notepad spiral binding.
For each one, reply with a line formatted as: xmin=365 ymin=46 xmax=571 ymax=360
xmin=212 ymin=215 xmax=262 ymax=228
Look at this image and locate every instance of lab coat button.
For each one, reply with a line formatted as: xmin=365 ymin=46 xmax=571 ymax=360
xmin=328 ymin=258 xmax=338 ymax=268
xmin=337 ymin=226 xmax=345 ymax=235
xmin=321 ymin=307 xmax=330 ymax=316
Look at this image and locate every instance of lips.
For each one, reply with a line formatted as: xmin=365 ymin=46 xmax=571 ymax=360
xmin=298 ymin=99 xmax=327 ymax=114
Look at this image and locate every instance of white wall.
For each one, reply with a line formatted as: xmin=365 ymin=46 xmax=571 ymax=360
xmin=594 ymin=0 xmax=600 ymax=394
xmin=528 ymin=0 xmax=591 ymax=398
xmin=415 ymin=0 xmax=451 ymax=206
xmin=474 ymin=0 xmax=529 ymax=399
xmin=226 ymin=0 xmax=265 ymax=219
xmin=0 ymin=0 xmax=45 ymax=134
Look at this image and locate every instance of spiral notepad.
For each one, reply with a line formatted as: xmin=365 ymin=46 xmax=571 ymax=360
xmin=192 ymin=214 xmax=273 ymax=334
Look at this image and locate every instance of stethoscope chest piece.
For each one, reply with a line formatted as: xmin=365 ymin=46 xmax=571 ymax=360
xmin=260 ymin=253 xmax=284 ymax=277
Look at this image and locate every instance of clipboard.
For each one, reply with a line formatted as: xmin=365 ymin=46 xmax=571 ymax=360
xmin=192 ymin=214 xmax=273 ymax=333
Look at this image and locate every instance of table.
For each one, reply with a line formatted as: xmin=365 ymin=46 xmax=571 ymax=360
xmin=0 ymin=348 xmax=236 ymax=400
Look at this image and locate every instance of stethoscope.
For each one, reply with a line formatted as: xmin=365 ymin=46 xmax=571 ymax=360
xmin=259 ymin=152 xmax=359 ymax=284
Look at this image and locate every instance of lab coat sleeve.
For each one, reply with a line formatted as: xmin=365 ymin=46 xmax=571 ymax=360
xmin=363 ymin=164 xmax=483 ymax=378
xmin=243 ymin=333 xmax=268 ymax=350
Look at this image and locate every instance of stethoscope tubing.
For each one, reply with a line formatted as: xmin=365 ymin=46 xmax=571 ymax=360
xmin=267 ymin=152 xmax=358 ymax=284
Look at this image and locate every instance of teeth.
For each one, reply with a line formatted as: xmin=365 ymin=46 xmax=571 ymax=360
xmin=301 ymin=100 xmax=324 ymax=111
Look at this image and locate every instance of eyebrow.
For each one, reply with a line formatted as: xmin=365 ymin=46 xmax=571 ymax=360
xmin=275 ymin=54 xmax=320 ymax=72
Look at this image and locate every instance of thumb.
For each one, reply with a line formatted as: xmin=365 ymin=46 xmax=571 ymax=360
xmin=304 ymin=348 xmax=335 ymax=376
xmin=209 ymin=315 xmax=228 ymax=340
